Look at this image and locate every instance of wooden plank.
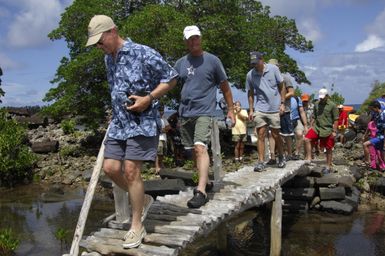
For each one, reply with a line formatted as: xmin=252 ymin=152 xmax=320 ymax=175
xmin=113 ymin=183 xmax=130 ymax=223
xmin=64 ymin=127 xmax=109 ymax=256
xmin=80 ymin=236 xmax=177 ymax=256
xmin=270 ymin=188 xmax=282 ymax=256
xmin=211 ymin=119 xmax=224 ymax=180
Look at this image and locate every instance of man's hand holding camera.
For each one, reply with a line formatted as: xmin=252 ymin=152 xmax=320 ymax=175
xmin=125 ymin=94 xmax=153 ymax=113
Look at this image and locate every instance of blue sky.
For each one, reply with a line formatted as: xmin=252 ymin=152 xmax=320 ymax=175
xmin=1 ymin=0 xmax=385 ymax=107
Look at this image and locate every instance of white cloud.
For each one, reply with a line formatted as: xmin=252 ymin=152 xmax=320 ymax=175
xmin=355 ymin=34 xmax=385 ymax=52
xmin=299 ymin=48 xmax=385 ymax=104
xmin=355 ymin=8 xmax=385 ymax=52
xmin=5 ymin=0 xmax=66 ymax=48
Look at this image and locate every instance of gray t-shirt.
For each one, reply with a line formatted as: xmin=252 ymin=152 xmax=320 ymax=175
xmin=282 ymin=73 xmax=293 ymax=113
xmin=175 ymin=52 xmax=227 ymax=117
xmin=245 ymin=63 xmax=283 ymax=113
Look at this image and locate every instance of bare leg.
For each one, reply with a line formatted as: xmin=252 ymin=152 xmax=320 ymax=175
xmin=124 ymin=160 xmax=144 ymax=232
xmin=268 ymin=130 xmax=275 ymax=160
xmin=305 ymin=138 xmax=312 ymax=161
xmin=103 ymin=159 xmax=144 ymax=232
xmin=325 ymin=149 xmax=333 ymax=169
xmin=195 ymin=144 xmax=210 ymax=194
xmin=270 ymin=128 xmax=284 ymax=157
xmin=257 ymin=125 xmax=267 ymax=162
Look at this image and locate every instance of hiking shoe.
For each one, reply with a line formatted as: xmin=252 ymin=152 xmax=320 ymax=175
xmin=266 ymin=159 xmax=277 ymax=165
xmin=206 ymin=181 xmax=214 ymax=192
xmin=187 ymin=190 xmax=208 ymax=208
xmin=141 ymin=194 xmax=154 ymax=222
xmin=291 ymin=154 xmax=300 ymax=160
xmin=122 ymin=226 xmax=146 ymax=248
xmin=254 ymin=162 xmax=266 ymax=172
xmin=277 ymin=156 xmax=286 ymax=168
xmin=321 ymin=167 xmax=331 ymax=175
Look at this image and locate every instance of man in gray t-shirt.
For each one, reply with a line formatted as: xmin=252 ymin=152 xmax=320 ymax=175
xmin=174 ymin=25 xmax=235 ymax=209
xmin=246 ymin=52 xmax=287 ymax=171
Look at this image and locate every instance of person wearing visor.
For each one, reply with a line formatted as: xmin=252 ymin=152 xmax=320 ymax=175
xmin=174 ymin=25 xmax=235 ymax=209
xmin=86 ymin=15 xmax=178 ymax=248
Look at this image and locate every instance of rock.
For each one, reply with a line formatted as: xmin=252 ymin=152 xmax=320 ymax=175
xmin=282 ymin=188 xmax=315 ymax=201
xmin=316 ymin=174 xmax=339 ymax=187
xmin=319 ymin=187 xmax=346 ymax=200
xmin=320 ymin=200 xmax=354 ymax=215
xmin=283 ymin=200 xmax=309 ymax=213
xmin=310 ymin=196 xmax=321 ymax=209
xmin=349 ymin=166 xmax=364 ymax=180
xmin=283 ymin=176 xmax=315 ymax=188
xmin=338 ymin=176 xmax=355 ymax=188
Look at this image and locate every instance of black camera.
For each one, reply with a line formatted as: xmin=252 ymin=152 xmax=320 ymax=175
xmin=125 ymin=98 xmax=135 ymax=107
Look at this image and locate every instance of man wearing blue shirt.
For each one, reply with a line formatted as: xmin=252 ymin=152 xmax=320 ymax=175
xmin=86 ymin=15 xmax=178 ymax=248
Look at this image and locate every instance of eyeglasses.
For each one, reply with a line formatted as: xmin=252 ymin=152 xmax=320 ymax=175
xmin=96 ymin=33 xmax=106 ymax=46
xmin=96 ymin=30 xmax=111 ymax=46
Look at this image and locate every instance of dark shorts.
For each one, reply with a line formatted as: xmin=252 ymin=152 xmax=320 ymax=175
xmin=104 ymin=135 xmax=159 ymax=161
xmin=305 ymin=128 xmax=335 ymax=150
xmin=370 ymin=137 xmax=384 ymax=150
xmin=280 ymin=112 xmax=294 ymax=136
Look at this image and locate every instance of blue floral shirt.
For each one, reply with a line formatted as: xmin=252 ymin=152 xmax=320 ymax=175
xmin=105 ymin=38 xmax=178 ymax=140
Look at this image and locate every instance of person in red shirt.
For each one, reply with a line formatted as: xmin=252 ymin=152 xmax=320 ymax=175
xmin=337 ymin=105 xmax=348 ymax=143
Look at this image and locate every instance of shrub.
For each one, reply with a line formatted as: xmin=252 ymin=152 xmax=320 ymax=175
xmin=0 ymin=110 xmax=37 ymax=186
xmin=59 ymin=145 xmax=82 ymax=157
xmin=0 ymin=228 xmax=19 ymax=255
xmin=61 ymin=119 xmax=76 ymax=134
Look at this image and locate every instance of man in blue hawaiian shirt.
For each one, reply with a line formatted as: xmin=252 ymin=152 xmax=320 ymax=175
xmin=86 ymin=15 xmax=178 ymax=249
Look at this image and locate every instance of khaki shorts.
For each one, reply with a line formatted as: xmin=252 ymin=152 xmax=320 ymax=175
xmin=180 ymin=116 xmax=212 ymax=148
xmin=293 ymin=119 xmax=304 ymax=134
xmin=253 ymin=111 xmax=281 ymax=129
xmin=232 ymin=134 xmax=246 ymax=142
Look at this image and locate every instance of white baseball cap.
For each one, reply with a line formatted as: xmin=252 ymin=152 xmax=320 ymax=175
xmin=86 ymin=15 xmax=116 ymax=46
xmin=318 ymin=88 xmax=328 ymax=99
xmin=183 ymin=25 xmax=201 ymax=40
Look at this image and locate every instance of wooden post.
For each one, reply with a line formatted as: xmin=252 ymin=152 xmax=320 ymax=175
xmin=63 ymin=127 xmax=109 ymax=256
xmin=112 ymin=183 xmax=130 ymax=223
xmin=211 ymin=119 xmax=223 ymax=181
xmin=216 ymin=222 xmax=227 ymax=255
xmin=270 ymin=187 xmax=282 ymax=256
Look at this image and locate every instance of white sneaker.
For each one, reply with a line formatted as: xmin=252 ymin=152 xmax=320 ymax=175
xmin=122 ymin=226 xmax=146 ymax=248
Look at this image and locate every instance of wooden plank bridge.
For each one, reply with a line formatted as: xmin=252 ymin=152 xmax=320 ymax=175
xmin=64 ymin=121 xmax=308 ymax=256
xmin=80 ymin=161 xmax=306 ymax=256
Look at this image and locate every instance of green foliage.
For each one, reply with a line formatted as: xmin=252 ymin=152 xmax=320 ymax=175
xmin=59 ymin=145 xmax=82 ymax=157
xmin=330 ymin=92 xmax=345 ymax=105
xmin=359 ymin=80 xmax=385 ymax=113
xmin=0 ymin=228 xmax=19 ymax=255
xmin=163 ymin=156 xmax=175 ymax=168
xmin=61 ymin=119 xmax=76 ymax=134
xmin=294 ymin=86 xmax=302 ymax=97
xmin=45 ymin=0 xmax=313 ymax=123
xmin=183 ymin=159 xmax=195 ymax=170
xmin=192 ymin=172 xmax=199 ymax=184
xmin=54 ymin=227 xmax=70 ymax=249
xmin=0 ymin=110 xmax=37 ymax=186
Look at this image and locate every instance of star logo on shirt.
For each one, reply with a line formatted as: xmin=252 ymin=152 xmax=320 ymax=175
xmin=187 ymin=65 xmax=195 ymax=76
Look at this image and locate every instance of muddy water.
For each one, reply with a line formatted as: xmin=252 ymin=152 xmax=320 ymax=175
xmin=0 ymin=184 xmax=114 ymax=256
xmin=1 ymin=184 xmax=384 ymax=256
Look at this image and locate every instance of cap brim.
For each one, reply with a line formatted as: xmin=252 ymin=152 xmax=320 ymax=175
xmin=86 ymin=33 xmax=102 ymax=46
xmin=319 ymin=95 xmax=326 ymax=99
xmin=184 ymin=32 xmax=201 ymax=40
